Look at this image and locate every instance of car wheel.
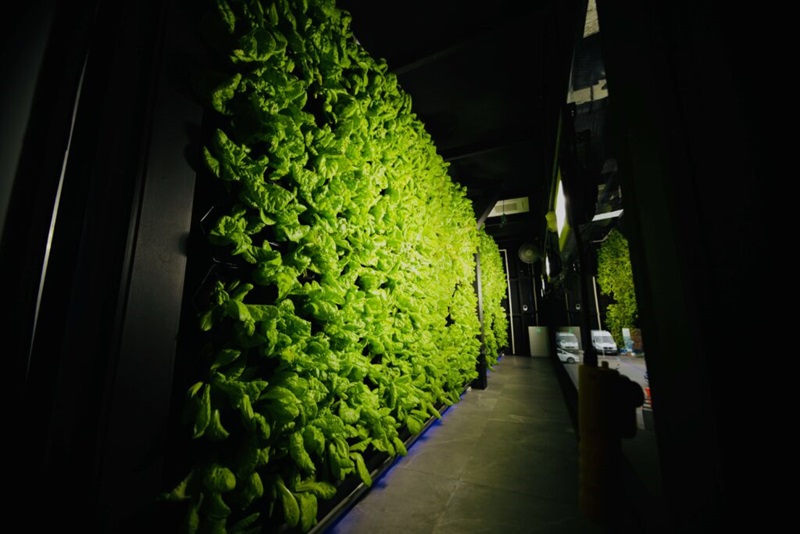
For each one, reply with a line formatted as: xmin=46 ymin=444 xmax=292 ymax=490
xmin=566 ymin=356 xmax=576 ymax=364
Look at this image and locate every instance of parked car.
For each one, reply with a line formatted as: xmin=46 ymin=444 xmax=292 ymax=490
xmin=557 ymin=348 xmax=580 ymax=364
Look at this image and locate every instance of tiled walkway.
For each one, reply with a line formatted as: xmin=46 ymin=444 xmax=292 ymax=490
xmin=319 ymin=355 xmax=618 ymax=533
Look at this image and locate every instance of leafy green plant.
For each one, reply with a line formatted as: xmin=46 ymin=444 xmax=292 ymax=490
xmin=596 ymin=228 xmax=639 ymax=346
xmin=159 ymin=1 xmax=508 ymax=532
xmin=478 ymin=229 xmax=509 ymax=367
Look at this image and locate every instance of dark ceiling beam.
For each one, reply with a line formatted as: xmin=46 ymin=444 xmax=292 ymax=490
xmin=475 ymin=187 xmax=506 ymax=229
xmin=392 ymin=42 xmax=467 ymax=75
xmin=439 ymin=134 xmax=538 ymax=162
xmin=389 ymin=6 xmax=547 ymax=76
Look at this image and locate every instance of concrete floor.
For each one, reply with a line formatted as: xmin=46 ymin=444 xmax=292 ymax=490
xmin=318 ymin=354 xmax=650 ymax=534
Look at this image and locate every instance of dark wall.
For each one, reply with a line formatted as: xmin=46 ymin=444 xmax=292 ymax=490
xmin=597 ymin=0 xmax=780 ymax=530
xmin=496 ymin=239 xmax=549 ymax=356
xmin=4 ymin=1 xmax=204 ymax=530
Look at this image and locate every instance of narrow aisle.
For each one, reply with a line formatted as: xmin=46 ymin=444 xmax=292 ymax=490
xmin=322 ymin=355 xmax=607 ymax=534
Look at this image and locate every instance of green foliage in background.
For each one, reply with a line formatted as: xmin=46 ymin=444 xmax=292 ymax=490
xmin=158 ymin=1 xmax=509 ymax=532
xmin=596 ymin=228 xmax=638 ymax=346
xmin=478 ymin=229 xmax=509 ymax=367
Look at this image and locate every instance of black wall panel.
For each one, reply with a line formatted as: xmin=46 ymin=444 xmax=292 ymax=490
xmin=6 ymin=1 xmax=204 ymax=530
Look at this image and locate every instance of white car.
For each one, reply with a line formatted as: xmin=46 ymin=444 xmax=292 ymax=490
xmin=557 ymin=348 xmax=580 ymax=364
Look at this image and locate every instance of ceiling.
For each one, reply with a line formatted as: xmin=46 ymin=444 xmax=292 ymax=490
xmin=336 ymin=0 xmax=593 ymax=246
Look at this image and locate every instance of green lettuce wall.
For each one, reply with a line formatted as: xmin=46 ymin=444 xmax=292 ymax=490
xmin=159 ymin=1 xmax=509 ymax=531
